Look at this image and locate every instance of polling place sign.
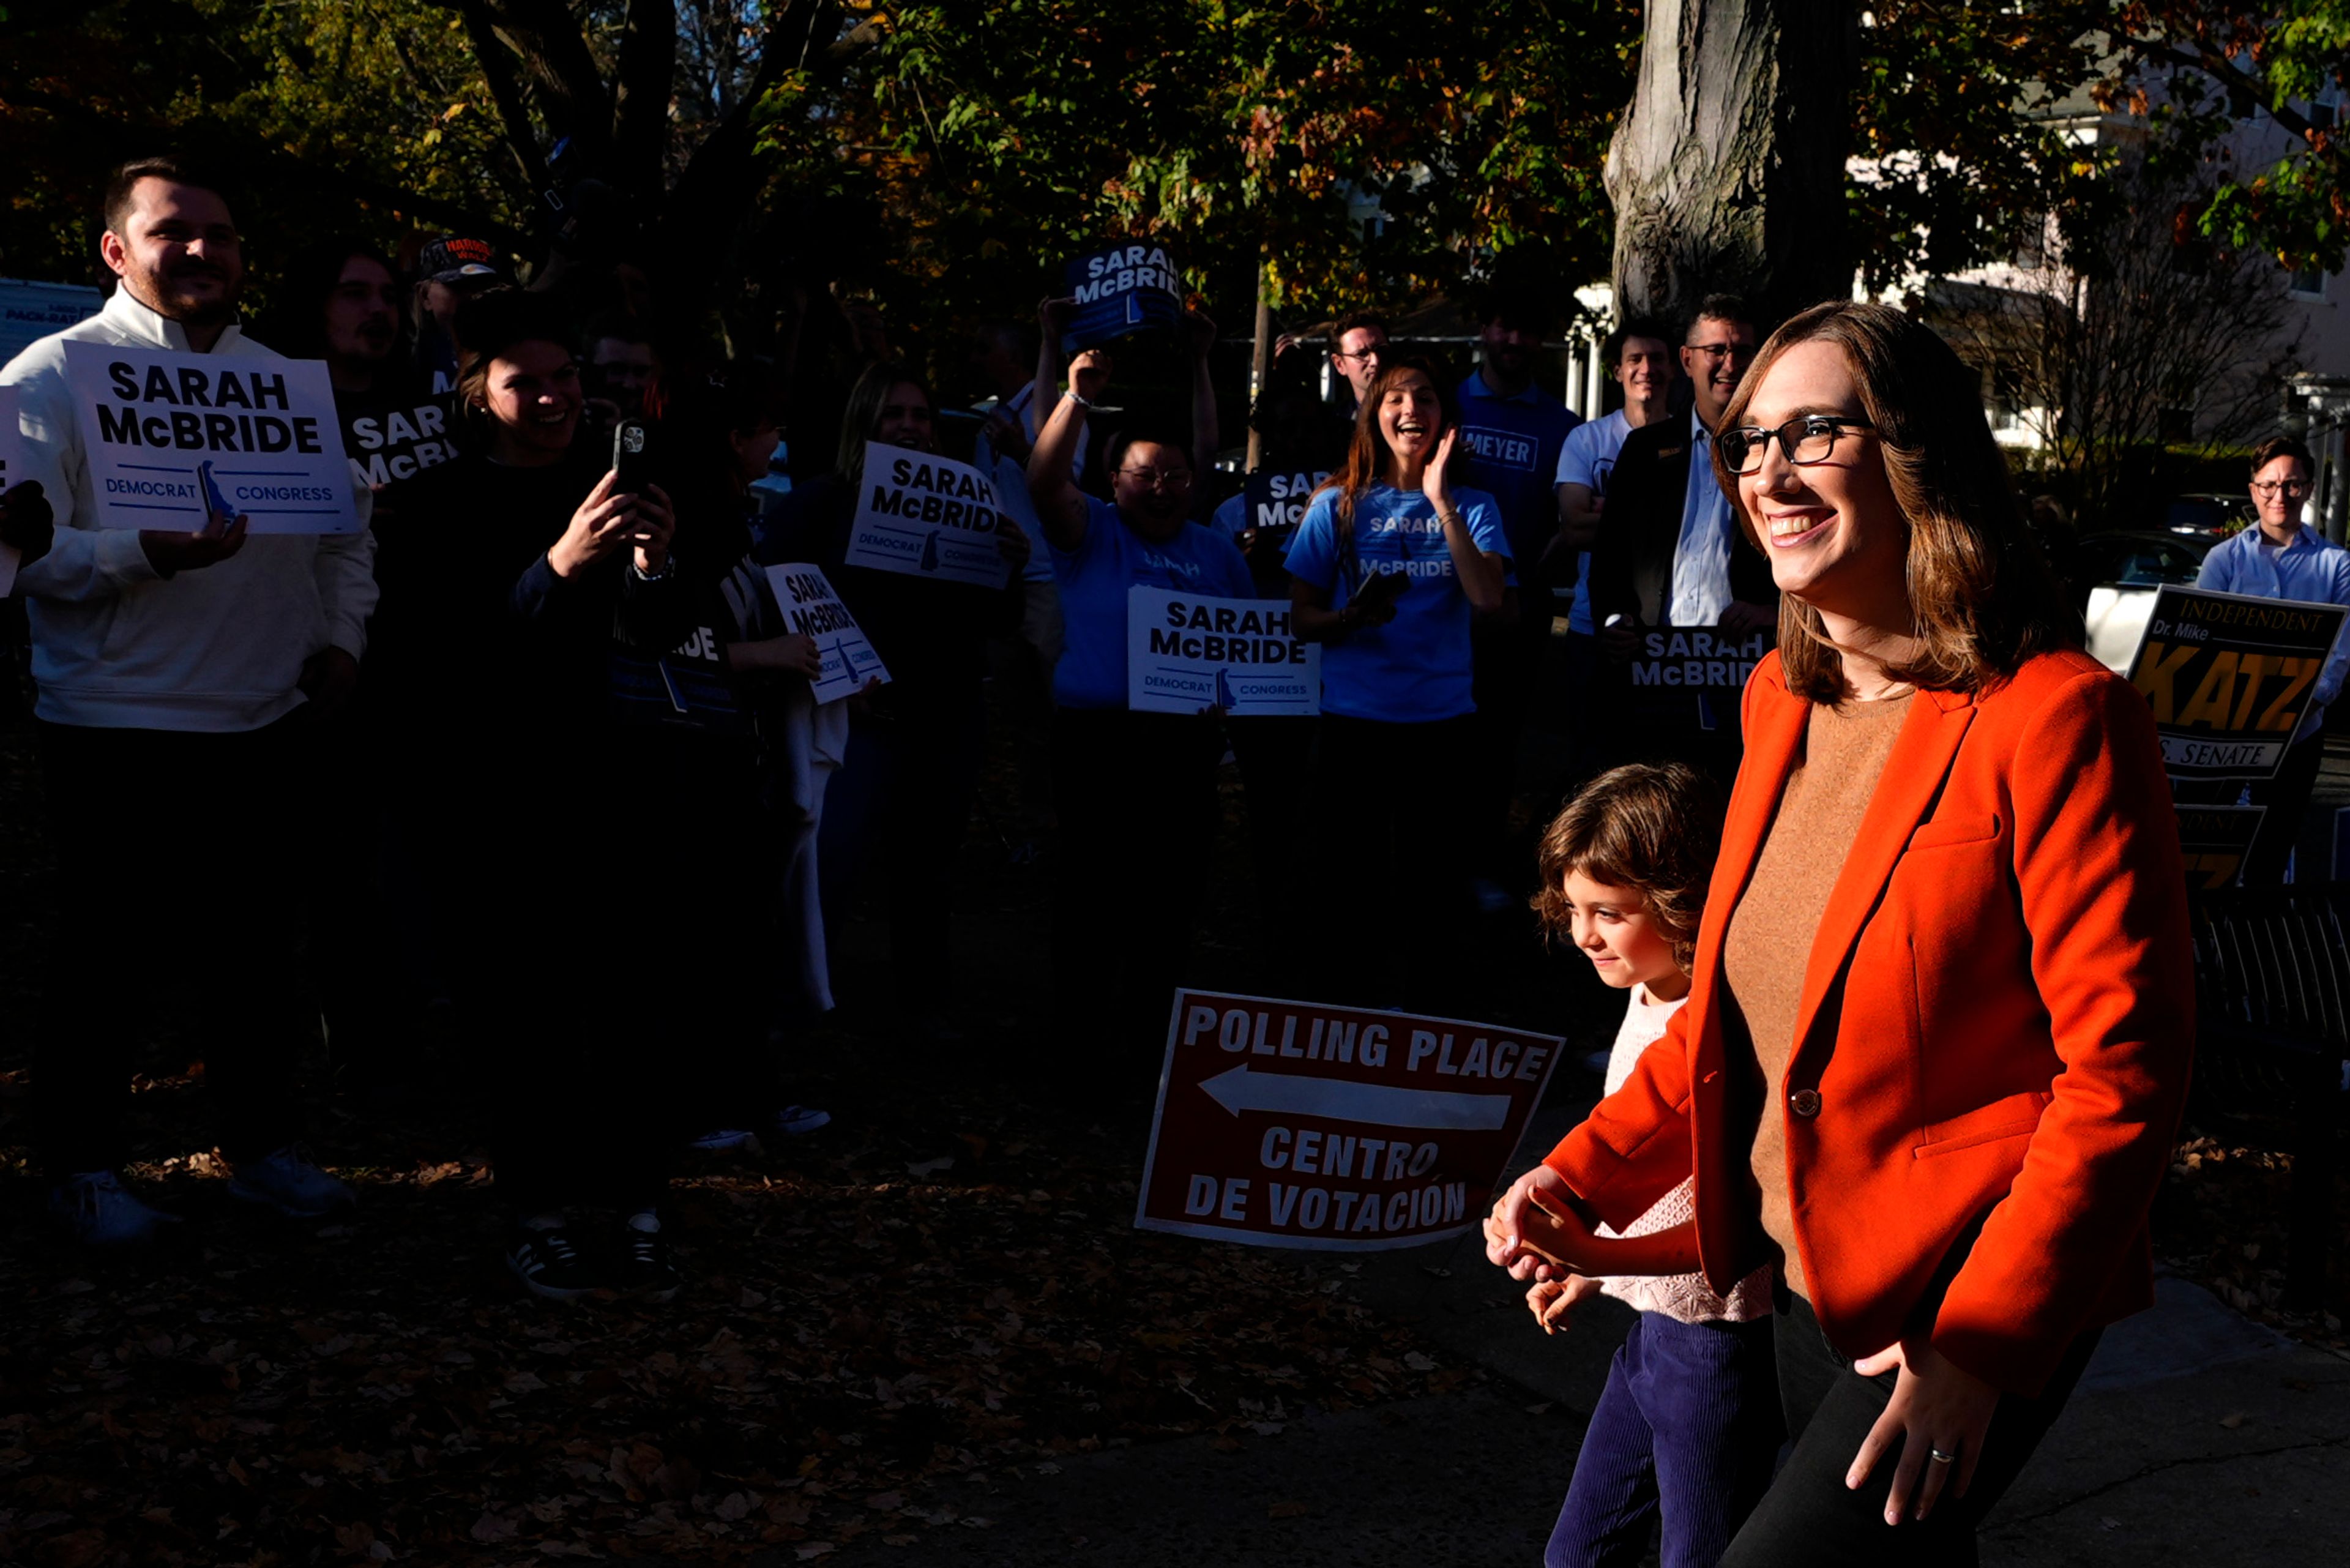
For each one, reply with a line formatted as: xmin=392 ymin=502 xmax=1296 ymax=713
xmin=1242 ymin=468 xmax=1329 ymax=547
xmin=64 ymin=343 xmax=359 ymax=533
xmin=842 ymin=441 xmax=1011 ymax=590
xmin=1126 ymin=586 xmax=1319 ymax=715
xmin=1136 ymin=990 xmax=1564 ymax=1252
xmin=2126 ymin=585 xmax=2349 ymax=780
xmin=1059 ymin=242 xmax=1182 ymax=352
xmin=764 ymin=562 xmax=891 ymax=704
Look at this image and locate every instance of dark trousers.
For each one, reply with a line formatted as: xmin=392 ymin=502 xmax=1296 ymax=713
xmin=33 ymin=716 xmax=316 ymax=1174
xmin=1719 ymin=1296 xmax=2099 ymax=1567
xmin=1468 ymin=611 xmax=1542 ymax=879
xmin=1228 ymin=714 xmax=1314 ymax=967
xmin=1050 ymin=707 xmax=1222 ymax=1066
xmin=2242 ymin=730 xmax=2327 ymax=884
xmin=1306 ymin=712 xmax=1477 ymax=1012
xmin=817 ymin=694 xmax=987 ymax=1010
xmin=478 ymin=744 xmax=767 ymax=1212
xmin=1546 ymin=1312 xmax=1782 ymax=1568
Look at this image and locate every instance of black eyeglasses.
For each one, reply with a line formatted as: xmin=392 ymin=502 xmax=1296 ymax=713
xmin=1717 ymin=415 xmax=1876 ymax=475
xmin=2251 ymin=479 xmax=2311 ymax=498
xmin=1117 ymin=467 xmax=1195 ymax=494
xmin=1334 ymin=346 xmax=1389 ymax=365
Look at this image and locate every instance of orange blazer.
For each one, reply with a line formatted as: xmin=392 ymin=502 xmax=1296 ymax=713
xmin=1544 ymin=648 xmax=2194 ymax=1395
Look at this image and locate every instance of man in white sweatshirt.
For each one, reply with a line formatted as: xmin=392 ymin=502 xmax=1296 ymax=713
xmin=3 ymin=155 xmax=377 ymax=1245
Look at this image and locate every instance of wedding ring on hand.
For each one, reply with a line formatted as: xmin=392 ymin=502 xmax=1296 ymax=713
xmin=1928 ymin=1446 xmax=1958 ymax=1465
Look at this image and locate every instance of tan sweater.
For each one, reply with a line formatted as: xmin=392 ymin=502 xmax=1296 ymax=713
xmin=1723 ymin=691 xmax=1913 ymax=1301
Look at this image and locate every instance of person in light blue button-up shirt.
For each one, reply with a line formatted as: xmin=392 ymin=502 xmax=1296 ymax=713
xmin=2192 ymin=435 xmax=2350 ymax=881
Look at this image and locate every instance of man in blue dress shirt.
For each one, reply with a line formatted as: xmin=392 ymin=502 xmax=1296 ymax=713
xmin=2194 ymin=435 xmax=2350 ymax=882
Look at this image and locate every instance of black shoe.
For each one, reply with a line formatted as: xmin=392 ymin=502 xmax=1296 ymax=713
xmin=504 ymin=1225 xmax=600 ymax=1301
xmin=614 ymin=1219 xmax=681 ymax=1302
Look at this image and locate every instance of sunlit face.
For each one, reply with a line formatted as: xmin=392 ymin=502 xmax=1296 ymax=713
xmin=1682 ymin=315 xmax=1759 ymax=426
xmin=1111 ymin=439 xmax=1194 ymax=539
xmin=1559 ymin=870 xmax=1681 ymax=992
xmin=1331 ymin=326 xmax=1389 ymax=401
xmin=1377 ymin=371 xmax=1443 ymax=465
xmin=479 ymin=340 xmax=583 ymax=458
xmin=1616 ymin=335 xmax=1673 ymax=405
xmin=323 ymin=256 xmax=400 ymax=365
xmin=873 ymin=381 xmax=934 ymax=452
xmin=1734 ymin=339 xmax=1906 ymax=618
xmin=2251 ymin=454 xmax=2313 ymax=535
xmin=102 ymin=178 xmax=243 ymax=324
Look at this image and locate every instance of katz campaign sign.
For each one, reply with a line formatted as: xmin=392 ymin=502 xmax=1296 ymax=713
xmin=843 ymin=441 xmax=1012 ymax=589
xmin=1127 ymin=586 xmax=1319 ymax=715
xmin=1242 ymin=468 xmax=1330 ymax=548
xmin=2127 ymin=585 xmax=2349 ymax=780
xmin=764 ymin=562 xmax=891 ymax=704
xmin=64 ymin=343 xmax=360 ymax=533
xmin=2174 ymin=803 xmax=2267 ymax=891
xmin=1136 ymin=991 xmax=1564 ymax=1252
xmin=1059 ymin=242 xmax=1182 ymax=352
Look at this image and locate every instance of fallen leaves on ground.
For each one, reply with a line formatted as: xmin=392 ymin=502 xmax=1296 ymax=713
xmin=0 ymin=1059 xmax=1480 ymax=1567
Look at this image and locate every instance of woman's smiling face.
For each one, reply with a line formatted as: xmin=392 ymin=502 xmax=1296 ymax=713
xmin=1734 ymin=338 xmax=1908 ymax=619
xmin=1376 ymin=370 xmax=1443 ymax=464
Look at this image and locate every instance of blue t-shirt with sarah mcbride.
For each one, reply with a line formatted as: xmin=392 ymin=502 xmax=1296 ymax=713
xmin=1283 ymin=482 xmax=1509 ymax=722
xmin=1051 ymin=495 xmax=1254 ymax=710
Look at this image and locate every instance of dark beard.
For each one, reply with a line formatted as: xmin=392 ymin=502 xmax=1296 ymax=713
xmin=134 ymin=268 xmax=240 ymax=326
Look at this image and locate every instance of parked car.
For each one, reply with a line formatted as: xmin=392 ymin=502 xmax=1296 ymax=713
xmin=2064 ymin=529 xmax=2214 ymax=607
xmin=2164 ymin=491 xmax=2253 ymax=539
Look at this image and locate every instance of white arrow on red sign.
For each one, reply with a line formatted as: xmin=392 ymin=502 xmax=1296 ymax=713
xmin=1197 ymin=1063 xmax=1512 ymax=1131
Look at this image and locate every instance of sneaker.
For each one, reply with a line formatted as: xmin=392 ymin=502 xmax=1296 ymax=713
xmin=505 ymin=1223 xmax=600 ymax=1302
xmin=47 ymin=1171 xmax=182 ymax=1247
xmin=614 ymin=1215 xmax=681 ymax=1302
xmin=688 ymin=1129 xmax=757 ymax=1153
xmin=226 ymin=1145 xmax=357 ymax=1219
xmin=771 ymin=1104 xmax=832 ymax=1137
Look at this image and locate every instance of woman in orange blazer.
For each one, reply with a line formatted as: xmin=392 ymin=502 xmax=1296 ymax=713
xmin=1488 ymin=301 xmax=2193 ymax=1564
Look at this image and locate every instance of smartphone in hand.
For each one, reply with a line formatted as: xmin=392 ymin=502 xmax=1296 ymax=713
xmin=613 ymin=419 xmax=652 ymax=495
xmin=1353 ymin=566 xmax=1411 ymax=608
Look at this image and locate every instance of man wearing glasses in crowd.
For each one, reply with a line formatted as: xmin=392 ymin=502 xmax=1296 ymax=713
xmin=1587 ymin=294 xmax=1778 ymax=776
xmin=1326 ymin=310 xmax=1389 ymax=418
xmin=2192 ymin=435 xmax=2350 ymax=883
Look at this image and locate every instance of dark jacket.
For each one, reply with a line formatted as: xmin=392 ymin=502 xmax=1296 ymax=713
xmin=1588 ymin=414 xmax=1777 ymax=630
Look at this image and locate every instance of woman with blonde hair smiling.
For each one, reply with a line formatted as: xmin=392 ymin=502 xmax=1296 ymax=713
xmin=1488 ymin=300 xmax=2193 ymax=1563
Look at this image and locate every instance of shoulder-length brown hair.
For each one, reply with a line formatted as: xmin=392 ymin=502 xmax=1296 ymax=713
xmin=1311 ymin=356 xmax=1464 ymax=570
xmin=1714 ymin=301 xmax=2080 ymax=702
xmin=1531 ymin=762 xmax=1723 ymax=973
xmin=834 ymin=360 xmax=931 ymax=483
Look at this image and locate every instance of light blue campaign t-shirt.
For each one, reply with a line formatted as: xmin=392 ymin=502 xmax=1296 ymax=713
xmin=1051 ymin=495 xmax=1254 ymax=710
xmin=1283 ymin=482 xmax=1509 ymax=722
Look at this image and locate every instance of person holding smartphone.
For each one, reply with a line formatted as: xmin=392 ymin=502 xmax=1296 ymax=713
xmin=1285 ymin=356 xmax=1510 ymax=1010
xmin=380 ymin=293 xmax=758 ymax=1303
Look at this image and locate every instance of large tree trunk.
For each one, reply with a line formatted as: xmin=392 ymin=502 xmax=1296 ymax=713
xmin=1606 ymin=0 xmax=1853 ymax=329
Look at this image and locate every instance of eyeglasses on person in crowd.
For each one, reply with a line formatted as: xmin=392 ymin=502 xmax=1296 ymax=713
xmin=1718 ymin=414 xmax=1877 ymax=475
xmin=1117 ymin=466 xmax=1195 ymax=494
xmin=1687 ymin=340 xmax=1756 ymax=364
xmin=2251 ymin=478 xmax=2313 ymax=498
xmin=1332 ymin=345 xmax=1389 ymax=365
